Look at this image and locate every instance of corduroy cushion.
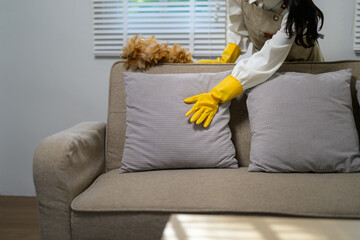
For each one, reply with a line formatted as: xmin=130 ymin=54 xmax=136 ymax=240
xmin=120 ymin=71 xmax=238 ymax=173
xmin=246 ymin=69 xmax=360 ymax=172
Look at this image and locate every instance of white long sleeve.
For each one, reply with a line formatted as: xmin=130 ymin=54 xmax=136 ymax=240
xmin=231 ymin=14 xmax=294 ymax=90
xmin=227 ymin=0 xmax=250 ymax=54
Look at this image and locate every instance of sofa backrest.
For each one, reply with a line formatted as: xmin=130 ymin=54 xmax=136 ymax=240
xmin=106 ymin=61 xmax=360 ymax=171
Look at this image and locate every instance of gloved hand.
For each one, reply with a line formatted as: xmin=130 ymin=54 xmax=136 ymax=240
xmin=184 ymin=93 xmax=220 ymax=128
xmin=185 ymin=75 xmax=243 ymax=128
xmin=198 ymin=43 xmax=241 ymax=64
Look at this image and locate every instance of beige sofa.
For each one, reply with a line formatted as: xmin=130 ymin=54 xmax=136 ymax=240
xmin=34 ymin=61 xmax=360 ymax=240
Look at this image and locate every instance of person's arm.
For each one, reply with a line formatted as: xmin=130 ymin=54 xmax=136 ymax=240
xmin=186 ymin=14 xmax=295 ymax=127
xmin=198 ymin=0 xmax=250 ymax=63
xmin=231 ymin=16 xmax=294 ymax=90
xmin=227 ymin=0 xmax=250 ymax=55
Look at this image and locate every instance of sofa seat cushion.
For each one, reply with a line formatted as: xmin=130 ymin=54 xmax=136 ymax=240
xmin=71 ymin=168 xmax=360 ymax=218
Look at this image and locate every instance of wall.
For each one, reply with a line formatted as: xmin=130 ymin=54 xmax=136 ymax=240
xmin=0 ymin=0 xmax=359 ymax=196
xmin=314 ymin=0 xmax=359 ymax=61
xmin=0 ymin=0 xmax=113 ymax=196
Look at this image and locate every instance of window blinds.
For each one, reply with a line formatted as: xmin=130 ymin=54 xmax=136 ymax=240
xmin=354 ymin=0 xmax=360 ymax=53
xmin=93 ymin=0 xmax=227 ymax=58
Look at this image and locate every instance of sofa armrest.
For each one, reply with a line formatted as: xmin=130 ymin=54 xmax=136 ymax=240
xmin=33 ymin=121 xmax=106 ymax=240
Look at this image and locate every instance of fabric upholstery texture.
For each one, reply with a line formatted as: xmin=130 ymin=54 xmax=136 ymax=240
xmin=106 ymin=63 xmax=251 ymax=170
xmin=33 ymin=122 xmax=106 ymax=240
xmin=71 ymin=168 xmax=360 ymax=218
xmin=33 ymin=62 xmax=360 ymax=240
xmin=71 ymin=212 xmax=169 ymax=240
xmin=120 ymin=71 xmax=238 ymax=173
xmin=106 ymin=62 xmax=360 ymax=170
xmin=246 ymin=69 xmax=360 ymax=172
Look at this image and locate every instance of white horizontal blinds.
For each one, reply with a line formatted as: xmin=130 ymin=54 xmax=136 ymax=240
xmin=194 ymin=0 xmax=226 ymax=57
xmin=126 ymin=0 xmax=192 ymax=49
xmin=93 ymin=0 xmax=125 ymax=56
xmin=93 ymin=0 xmax=226 ymax=58
xmin=354 ymin=0 xmax=360 ymax=53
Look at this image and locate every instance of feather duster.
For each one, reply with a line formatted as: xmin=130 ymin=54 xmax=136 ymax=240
xmin=121 ymin=35 xmax=193 ymax=69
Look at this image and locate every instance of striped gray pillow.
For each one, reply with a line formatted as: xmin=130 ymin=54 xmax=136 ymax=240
xmin=120 ymin=71 xmax=238 ymax=173
xmin=246 ymin=69 xmax=360 ymax=172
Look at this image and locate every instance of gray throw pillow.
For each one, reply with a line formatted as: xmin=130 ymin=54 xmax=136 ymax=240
xmin=246 ymin=69 xmax=360 ymax=172
xmin=120 ymin=71 xmax=238 ymax=173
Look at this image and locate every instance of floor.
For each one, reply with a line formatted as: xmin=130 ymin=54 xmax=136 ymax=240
xmin=0 ymin=196 xmax=40 ymax=240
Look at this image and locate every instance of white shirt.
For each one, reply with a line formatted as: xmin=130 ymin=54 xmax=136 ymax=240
xmin=227 ymin=0 xmax=295 ymax=90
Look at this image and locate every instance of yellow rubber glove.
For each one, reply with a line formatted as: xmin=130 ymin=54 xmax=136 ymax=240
xmin=184 ymin=75 xmax=243 ymax=128
xmin=198 ymin=43 xmax=241 ymax=64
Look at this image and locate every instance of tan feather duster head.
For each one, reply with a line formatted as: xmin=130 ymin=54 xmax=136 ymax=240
xmin=169 ymin=44 xmax=194 ymax=63
xmin=121 ymin=34 xmax=193 ymax=69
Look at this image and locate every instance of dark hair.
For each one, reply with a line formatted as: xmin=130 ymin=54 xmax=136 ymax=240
xmin=286 ymin=0 xmax=324 ymax=48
